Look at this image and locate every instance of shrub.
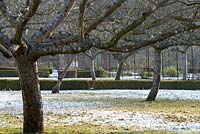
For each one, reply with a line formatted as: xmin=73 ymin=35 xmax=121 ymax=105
xmin=123 ymin=71 xmax=133 ymax=76
xmin=98 ymin=67 xmax=109 ymax=77
xmin=141 ymin=71 xmax=153 ymax=78
xmin=163 ymin=66 xmax=180 ymax=77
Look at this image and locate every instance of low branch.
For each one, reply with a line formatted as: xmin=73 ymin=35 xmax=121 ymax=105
xmin=0 ymin=44 xmax=12 ymax=58
xmin=31 ymin=43 xmax=84 ymax=58
xmin=0 ymin=31 xmax=12 ymax=49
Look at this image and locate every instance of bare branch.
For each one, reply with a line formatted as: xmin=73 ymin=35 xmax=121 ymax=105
xmin=0 ymin=44 xmax=12 ymax=58
xmin=109 ymin=10 xmax=154 ymax=46
xmin=107 ymin=24 xmax=200 ymax=52
xmin=85 ymin=0 xmax=127 ymax=34
xmin=14 ymin=0 xmax=41 ymax=42
xmin=0 ymin=0 xmax=18 ymax=28
xmin=178 ymin=0 xmax=200 ymax=6
xmin=31 ymin=43 xmax=84 ymax=58
xmin=79 ymin=0 xmax=88 ymax=41
xmin=0 ymin=31 xmax=13 ymax=58
xmin=30 ymin=0 xmax=76 ymax=44
xmin=0 ymin=31 xmax=12 ymax=49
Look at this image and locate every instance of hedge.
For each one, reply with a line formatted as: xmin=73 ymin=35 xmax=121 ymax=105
xmin=0 ymin=66 xmax=16 ymax=70
xmin=0 ymin=79 xmax=20 ymax=90
xmin=0 ymin=69 xmax=51 ymax=77
xmin=0 ymin=79 xmax=200 ymax=90
xmin=77 ymin=71 xmax=103 ymax=78
xmin=58 ymin=70 xmax=103 ymax=78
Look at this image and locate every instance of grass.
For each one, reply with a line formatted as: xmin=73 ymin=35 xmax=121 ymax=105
xmin=0 ymin=125 xmax=179 ymax=134
xmin=45 ymin=92 xmax=200 ymax=115
xmin=105 ymin=98 xmax=200 ymax=115
xmin=0 ymin=92 xmax=200 ymax=134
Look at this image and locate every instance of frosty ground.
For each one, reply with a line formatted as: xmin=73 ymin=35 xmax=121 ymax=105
xmin=0 ymin=90 xmax=200 ymax=133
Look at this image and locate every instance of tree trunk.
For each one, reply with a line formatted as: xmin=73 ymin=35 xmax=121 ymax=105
xmin=52 ymin=55 xmax=75 ymax=93
xmin=115 ymin=61 xmax=124 ymax=80
xmin=182 ymin=51 xmax=187 ymax=80
xmin=146 ymin=49 xmax=161 ymax=101
xmin=90 ymin=58 xmax=96 ymax=80
xmin=16 ymin=55 xmax=44 ymax=133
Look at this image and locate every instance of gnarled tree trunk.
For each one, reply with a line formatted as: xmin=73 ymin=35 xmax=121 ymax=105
xmin=146 ymin=49 xmax=161 ymax=101
xmin=52 ymin=55 xmax=75 ymax=94
xmin=115 ymin=61 xmax=124 ymax=80
xmin=16 ymin=54 xmax=44 ymax=133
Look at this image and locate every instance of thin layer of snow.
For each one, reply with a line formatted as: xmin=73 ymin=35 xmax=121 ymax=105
xmin=0 ymin=90 xmax=200 ymax=132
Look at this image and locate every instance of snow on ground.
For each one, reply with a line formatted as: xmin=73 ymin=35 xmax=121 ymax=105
xmin=0 ymin=90 xmax=200 ymax=132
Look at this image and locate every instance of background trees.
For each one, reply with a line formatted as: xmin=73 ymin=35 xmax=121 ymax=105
xmin=1 ymin=0 xmax=200 ymax=133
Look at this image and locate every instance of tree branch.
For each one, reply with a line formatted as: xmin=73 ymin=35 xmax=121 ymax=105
xmin=107 ymin=24 xmax=200 ymax=52
xmin=178 ymin=0 xmax=200 ymax=6
xmin=0 ymin=0 xmax=18 ymax=28
xmin=14 ymin=0 xmax=41 ymax=42
xmin=110 ymin=12 xmax=153 ymax=45
xmin=30 ymin=0 xmax=76 ymax=44
xmin=30 ymin=44 xmax=84 ymax=58
xmin=0 ymin=31 xmax=12 ymax=49
xmin=85 ymin=0 xmax=127 ymax=34
xmin=7 ymin=0 xmax=41 ymax=54
xmin=79 ymin=0 xmax=88 ymax=41
xmin=0 ymin=30 xmax=13 ymax=58
xmin=0 ymin=44 xmax=12 ymax=58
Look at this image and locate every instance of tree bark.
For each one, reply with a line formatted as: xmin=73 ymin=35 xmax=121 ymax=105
xmin=16 ymin=54 xmax=43 ymax=133
xmin=146 ymin=49 xmax=161 ymax=101
xmin=90 ymin=58 xmax=96 ymax=80
xmin=115 ymin=61 xmax=124 ymax=80
xmin=52 ymin=55 xmax=75 ymax=94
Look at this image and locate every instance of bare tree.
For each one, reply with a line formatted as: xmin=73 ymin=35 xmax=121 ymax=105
xmin=0 ymin=0 xmax=200 ymax=133
xmin=52 ymin=54 xmax=75 ymax=94
xmin=84 ymin=48 xmax=104 ymax=80
xmin=146 ymin=29 xmax=200 ymax=101
xmin=112 ymin=51 xmax=136 ymax=80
